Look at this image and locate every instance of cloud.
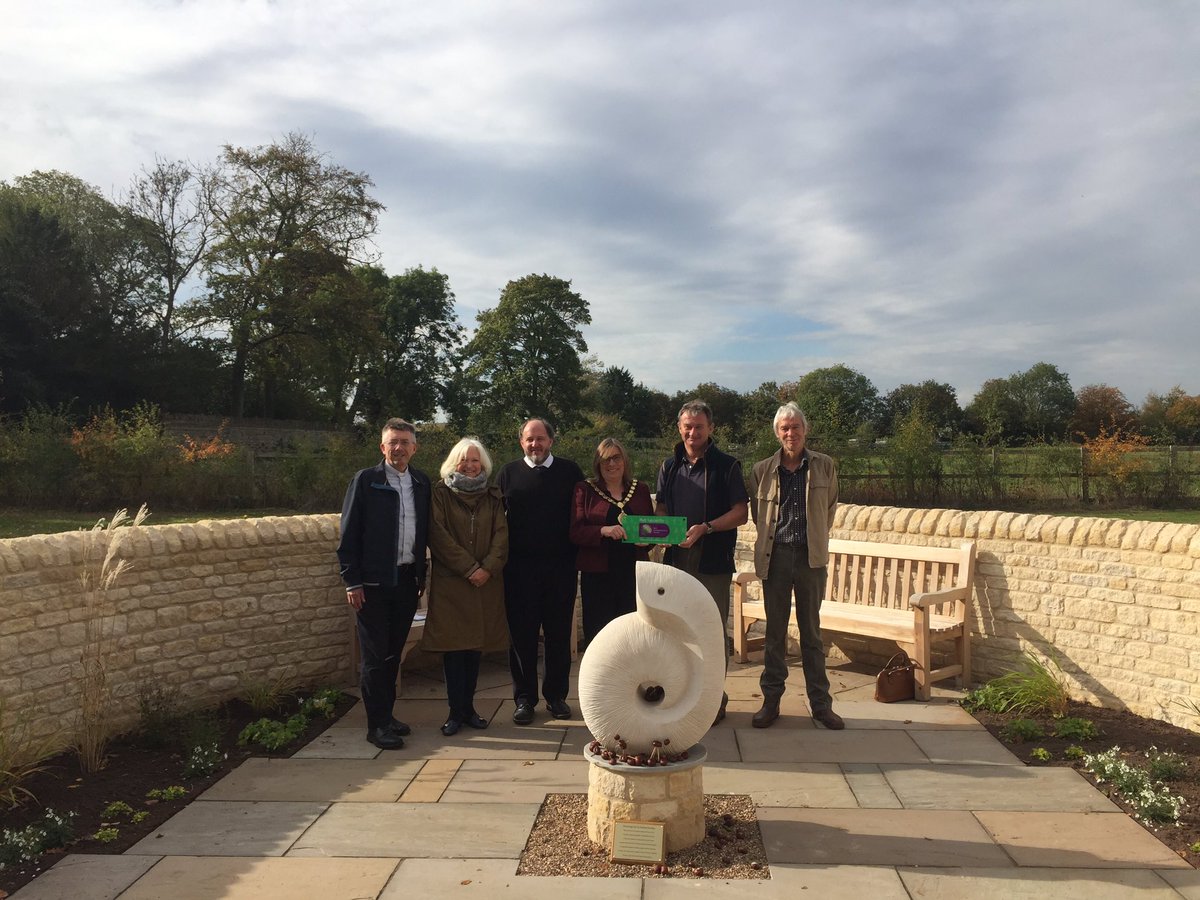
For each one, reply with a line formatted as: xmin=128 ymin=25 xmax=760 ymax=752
xmin=2 ymin=0 xmax=1198 ymax=405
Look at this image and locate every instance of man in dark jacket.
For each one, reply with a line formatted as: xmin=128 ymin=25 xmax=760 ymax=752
xmin=655 ymin=399 xmax=748 ymax=724
xmin=499 ymin=418 xmax=584 ymax=725
xmin=337 ymin=418 xmax=431 ymax=749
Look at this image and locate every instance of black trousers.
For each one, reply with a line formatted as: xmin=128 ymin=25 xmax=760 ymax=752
xmin=355 ymin=569 xmax=419 ymax=731
xmin=443 ymin=649 xmax=483 ymax=719
xmin=504 ymin=555 xmax=577 ymax=705
xmin=580 ymin=568 xmax=637 ymax=645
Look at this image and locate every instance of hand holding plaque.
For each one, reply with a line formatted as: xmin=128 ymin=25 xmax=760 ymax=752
xmin=617 ymin=514 xmax=689 ymax=545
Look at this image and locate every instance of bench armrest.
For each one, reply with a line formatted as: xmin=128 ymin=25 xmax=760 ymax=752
xmin=909 ymin=586 xmax=969 ymax=609
xmin=733 ymin=571 xmax=761 ymax=586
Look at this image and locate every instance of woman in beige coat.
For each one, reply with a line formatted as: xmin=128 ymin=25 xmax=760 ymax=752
xmin=424 ymin=437 xmax=509 ymax=736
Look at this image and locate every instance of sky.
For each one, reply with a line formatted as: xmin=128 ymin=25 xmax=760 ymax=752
xmin=4 ymin=0 xmax=1198 ymax=408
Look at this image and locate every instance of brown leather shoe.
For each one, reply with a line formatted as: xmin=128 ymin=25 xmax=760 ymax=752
xmin=751 ymin=700 xmax=780 ymax=729
xmin=712 ymin=693 xmax=728 ymax=726
xmin=812 ymin=708 xmax=845 ymax=730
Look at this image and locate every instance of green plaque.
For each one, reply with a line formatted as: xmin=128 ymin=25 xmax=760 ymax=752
xmin=619 ymin=514 xmax=688 ymax=545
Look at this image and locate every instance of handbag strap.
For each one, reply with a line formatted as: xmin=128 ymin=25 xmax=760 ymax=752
xmin=883 ymin=651 xmax=911 ymax=670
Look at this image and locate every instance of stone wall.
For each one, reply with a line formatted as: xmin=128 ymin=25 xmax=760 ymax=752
xmin=3 ymin=505 xmax=1198 ymax=749
xmin=735 ymin=505 xmax=1200 ymax=729
xmin=0 ymin=516 xmax=352 ymax=745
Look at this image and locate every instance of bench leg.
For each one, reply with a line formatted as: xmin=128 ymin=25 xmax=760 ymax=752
xmin=732 ymin=581 xmax=749 ymax=663
xmin=913 ymin=608 xmax=932 ymax=701
xmin=956 ymin=627 xmax=970 ymax=690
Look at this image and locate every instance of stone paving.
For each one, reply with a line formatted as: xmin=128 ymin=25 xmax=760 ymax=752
xmin=14 ymin=657 xmax=1200 ymax=899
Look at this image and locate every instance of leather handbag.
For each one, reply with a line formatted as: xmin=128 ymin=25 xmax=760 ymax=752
xmin=874 ymin=651 xmax=916 ymax=703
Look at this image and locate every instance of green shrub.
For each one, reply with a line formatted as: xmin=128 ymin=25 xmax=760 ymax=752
xmin=146 ymin=785 xmax=187 ymax=801
xmin=1085 ymin=747 xmax=1185 ymax=825
xmin=1064 ymin=745 xmax=1086 ymax=760
xmin=0 ymin=810 xmax=75 ymax=868
xmin=182 ymin=742 xmax=225 ymax=778
xmin=299 ymin=688 xmax=344 ymax=720
xmin=238 ymin=714 xmax=308 ymax=751
xmin=1053 ymin=717 xmax=1099 ymax=741
xmin=1000 ymin=718 xmax=1044 ymax=743
xmin=136 ymin=683 xmax=186 ymax=749
xmin=101 ymin=801 xmax=135 ymax=819
xmin=961 ymin=652 xmax=1069 ymax=718
xmin=1030 ymin=747 xmax=1052 ymax=762
xmin=93 ymin=826 xmax=120 ymax=843
xmin=241 ymin=672 xmax=296 ymax=714
xmin=1145 ymin=747 xmax=1190 ymax=782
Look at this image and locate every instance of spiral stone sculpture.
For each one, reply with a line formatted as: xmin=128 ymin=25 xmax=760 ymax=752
xmin=578 ymin=560 xmax=726 ymax=754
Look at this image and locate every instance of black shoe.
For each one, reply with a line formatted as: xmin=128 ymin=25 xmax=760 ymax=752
xmin=388 ymin=718 xmax=412 ymax=737
xmin=367 ymin=726 xmax=405 ymax=749
xmin=713 ymin=693 xmax=728 ymax=726
xmin=440 ymin=718 xmax=462 ymax=737
xmin=812 ymin=708 xmax=845 ymax=730
xmin=547 ymin=699 xmax=572 ymax=720
xmin=752 ymin=700 xmax=780 ymax=729
xmin=465 ymin=713 xmax=488 ymax=729
xmin=513 ymin=702 xmax=535 ymax=725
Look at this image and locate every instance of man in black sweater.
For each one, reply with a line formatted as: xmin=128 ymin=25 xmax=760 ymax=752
xmin=498 ymin=418 xmax=584 ymax=725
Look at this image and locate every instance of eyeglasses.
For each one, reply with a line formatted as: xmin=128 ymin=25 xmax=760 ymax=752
xmin=600 ymin=456 xmax=623 ymax=465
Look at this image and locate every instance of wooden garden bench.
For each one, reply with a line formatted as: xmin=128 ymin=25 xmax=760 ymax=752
xmin=732 ymin=539 xmax=977 ymax=700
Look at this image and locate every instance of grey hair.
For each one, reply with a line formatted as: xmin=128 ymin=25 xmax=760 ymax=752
xmin=676 ymin=399 xmax=713 ymax=425
xmin=439 ymin=437 xmax=494 ymax=479
xmin=773 ymin=402 xmax=808 ymax=431
xmin=381 ymin=417 xmax=417 ymax=439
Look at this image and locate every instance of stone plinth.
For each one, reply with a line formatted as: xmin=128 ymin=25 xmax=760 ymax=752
xmin=585 ymin=744 xmax=708 ymax=853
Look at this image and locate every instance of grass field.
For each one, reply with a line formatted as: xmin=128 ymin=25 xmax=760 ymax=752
xmin=2 ymin=505 xmax=1197 ymax=539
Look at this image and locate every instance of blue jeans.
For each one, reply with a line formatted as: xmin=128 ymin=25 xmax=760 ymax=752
xmin=760 ymin=544 xmax=831 ymax=711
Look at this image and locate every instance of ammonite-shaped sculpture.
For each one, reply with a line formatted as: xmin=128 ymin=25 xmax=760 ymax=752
xmin=578 ymin=560 xmax=725 ymax=754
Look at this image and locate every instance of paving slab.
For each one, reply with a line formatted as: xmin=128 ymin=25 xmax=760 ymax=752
xmin=289 ymin=801 xmax=540 ymax=858
xmin=974 ymin=810 xmax=1190 ymax=869
xmin=1159 ymin=868 xmax=1200 ymax=898
xmin=440 ymin=760 xmax=589 ymax=802
xmin=908 ymin=729 xmax=1025 ymax=765
xmin=897 ymin=866 xmax=1186 ymax=899
xmin=335 ymin=697 xmax=494 ymax=729
xmin=125 ymin=801 xmax=327 ymax=857
xmin=829 ymin=699 xmax=982 ymax=730
xmin=751 ymin=864 xmax=912 ymax=900
xmin=757 ymin=808 xmax=1013 ymax=867
xmin=383 ymin=858 xmax=640 ymax=899
xmin=737 ymin=727 xmax=927 ymax=764
xmin=115 ymin=856 xmax=399 ymax=900
xmin=9 ymin=854 xmax=158 ymax=900
xmin=703 ymin=762 xmax=857 ymax=807
xmin=198 ymin=756 xmax=424 ymax=802
xmin=308 ymin=722 xmax=567 ymax=761
xmin=882 ymin=763 xmax=1121 ymax=811
xmin=290 ymin=724 xmax=383 ymax=759
xmin=841 ymin=763 xmax=902 ymax=808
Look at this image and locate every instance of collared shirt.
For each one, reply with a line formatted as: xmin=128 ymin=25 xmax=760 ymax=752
xmin=523 ymin=452 xmax=557 ymax=469
xmin=384 ymin=462 xmax=417 ymax=565
xmin=774 ymin=452 xmax=809 ymax=546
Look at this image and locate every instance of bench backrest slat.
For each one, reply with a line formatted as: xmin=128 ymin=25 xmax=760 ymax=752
xmin=824 ymin=539 xmax=975 ymax=616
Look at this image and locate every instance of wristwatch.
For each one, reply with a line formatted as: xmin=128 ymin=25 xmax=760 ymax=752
xmin=704 ymin=521 xmax=714 ymax=534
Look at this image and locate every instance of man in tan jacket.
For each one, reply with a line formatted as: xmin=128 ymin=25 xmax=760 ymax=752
xmin=749 ymin=402 xmax=844 ymax=730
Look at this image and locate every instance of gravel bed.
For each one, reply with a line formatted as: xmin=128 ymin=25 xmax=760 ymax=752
xmin=517 ymin=793 xmax=770 ymax=879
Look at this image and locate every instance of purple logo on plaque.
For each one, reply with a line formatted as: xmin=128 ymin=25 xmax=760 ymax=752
xmin=639 ymin=522 xmax=670 ymax=538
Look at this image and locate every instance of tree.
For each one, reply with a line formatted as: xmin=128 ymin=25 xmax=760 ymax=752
xmin=0 ymin=177 xmax=160 ymax=412
xmin=461 ymin=273 xmax=591 ymax=433
xmin=965 ymin=362 xmax=1075 ymax=444
xmin=352 ymin=265 xmax=465 ymax=425
xmin=1011 ymin=362 xmax=1075 ymax=441
xmin=883 ymin=381 xmax=962 ymax=437
xmin=670 ymin=382 xmax=749 ymax=441
xmin=1071 ymin=384 xmax=1136 ymax=440
xmin=127 ymin=157 xmax=213 ymax=353
xmin=1165 ymin=393 xmax=1200 ymax=444
xmin=791 ymin=364 xmax=883 ymax=441
xmin=195 ymin=133 xmax=384 ymax=417
xmin=1140 ymin=386 xmax=1189 ymax=443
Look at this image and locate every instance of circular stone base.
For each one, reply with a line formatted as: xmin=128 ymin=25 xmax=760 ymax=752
xmin=585 ymin=744 xmax=708 ymax=853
